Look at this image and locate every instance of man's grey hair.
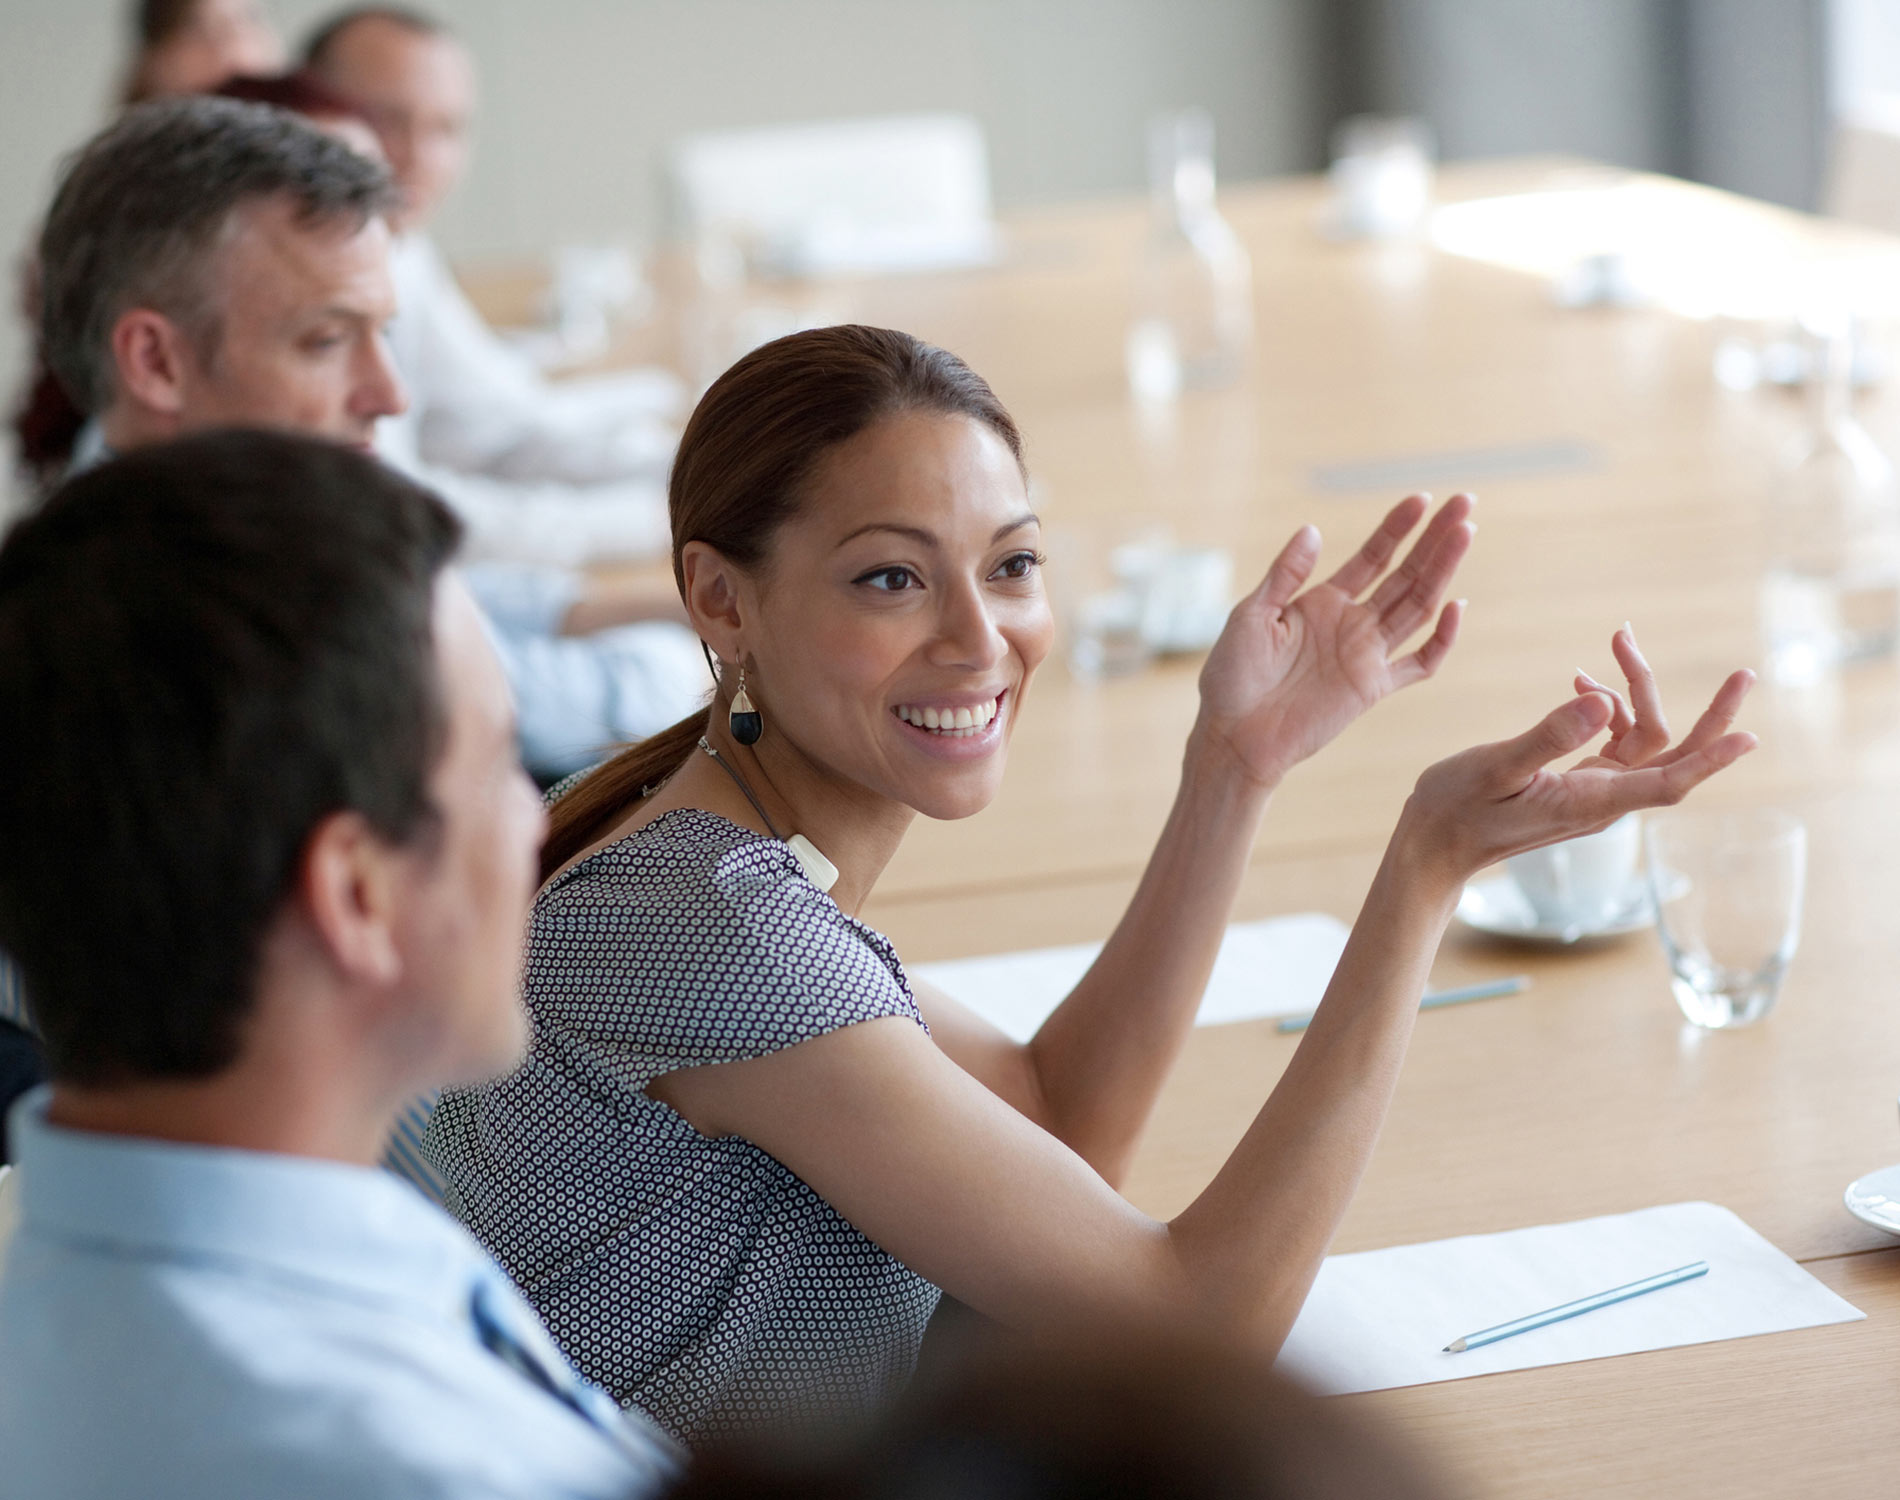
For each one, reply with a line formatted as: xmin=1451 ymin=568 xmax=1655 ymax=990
xmin=37 ymin=95 xmax=395 ymax=416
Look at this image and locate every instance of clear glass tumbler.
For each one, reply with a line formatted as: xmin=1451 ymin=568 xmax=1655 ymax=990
xmin=1644 ymin=810 xmax=1807 ymax=1028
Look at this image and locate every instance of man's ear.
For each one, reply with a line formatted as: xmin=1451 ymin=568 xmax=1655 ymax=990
xmin=109 ymin=307 xmax=194 ymax=420
xmin=680 ymin=540 xmax=750 ymax=664
xmin=298 ymin=809 xmax=406 ymax=989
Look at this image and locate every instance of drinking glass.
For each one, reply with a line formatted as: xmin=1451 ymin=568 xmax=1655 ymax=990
xmin=1644 ymin=810 xmax=1806 ymax=1029
xmin=1126 ymin=108 xmax=1253 ymax=399
xmin=1760 ymin=312 xmax=1900 ymax=683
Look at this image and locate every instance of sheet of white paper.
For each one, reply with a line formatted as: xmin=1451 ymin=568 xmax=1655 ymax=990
xmin=1277 ymin=1201 xmax=1862 ymax=1395
xmin=911 ymin=914 xmax=1350 ymax=1044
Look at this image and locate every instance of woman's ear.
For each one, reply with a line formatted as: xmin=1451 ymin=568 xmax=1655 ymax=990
xmin=680 ymin=541 xmax=749 ymax=663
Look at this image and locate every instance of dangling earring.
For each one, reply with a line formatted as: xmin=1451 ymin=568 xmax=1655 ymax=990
xmin=729 ymin=663 xmax=763 ymax=745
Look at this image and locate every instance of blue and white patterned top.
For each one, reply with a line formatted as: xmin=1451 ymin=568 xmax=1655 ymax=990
xmin=426 ymin=808 xmax=941 ymax=1446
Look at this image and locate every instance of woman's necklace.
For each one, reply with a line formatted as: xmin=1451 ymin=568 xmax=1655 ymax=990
xmin=696 ymin=737 xmax=839 ymax=893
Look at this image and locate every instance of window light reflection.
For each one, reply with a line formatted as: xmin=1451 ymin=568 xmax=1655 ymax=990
xmin=1430 ymin=178 xmax=1900 ymax=321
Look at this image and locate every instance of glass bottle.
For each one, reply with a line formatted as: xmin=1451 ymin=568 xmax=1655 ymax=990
xmin=1125 ymin=109 xmax=1253 ymax=400
xmin=1761 ymin=313 xmax=1900 ymax=682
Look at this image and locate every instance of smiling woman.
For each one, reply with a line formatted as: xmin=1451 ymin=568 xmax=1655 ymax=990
xmin=534 ymin=326 xmax=1037 ymax=865
xmin=424 ymin=324 xmax=1758 ymax=1447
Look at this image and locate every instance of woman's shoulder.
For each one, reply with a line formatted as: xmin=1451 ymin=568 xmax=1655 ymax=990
xmin=525 ymin=807 xmax=921 ymax=1060
xmin=535 ymin=808 xmax=904 ymax=983
xmin=540 ymin=806 xmax=804 ymax=911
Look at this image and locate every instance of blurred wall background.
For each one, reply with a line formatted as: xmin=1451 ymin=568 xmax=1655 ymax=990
xmin=0 ymin=0 xmax=1327 ymax=418
xmin=0 ymin=0 xmax=1872 ymax=498
xmin=1338 ymin=0 xmax=1829 ymax=210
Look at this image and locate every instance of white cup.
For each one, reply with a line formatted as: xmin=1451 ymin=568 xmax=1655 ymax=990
xmin=1139 ymin=548 xmax=1234 ymax=652
xmin=1327 ymin=116 xmax=1434 ymax=239
xmin=1507 ymin=814 xmax=1642 ymax=931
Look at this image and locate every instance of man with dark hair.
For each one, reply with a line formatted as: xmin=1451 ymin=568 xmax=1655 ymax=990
xmin=303 ymin=7 xmax=691 ymax=576
xmin=0 ymin=430 xmax=676 ymax=1497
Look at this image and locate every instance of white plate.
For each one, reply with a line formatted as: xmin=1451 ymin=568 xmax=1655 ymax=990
xmin=1455 ymin=872 xmax=1655 ymax=946
xmin=1844 ymin=1163 xmax=1900 ymax=1237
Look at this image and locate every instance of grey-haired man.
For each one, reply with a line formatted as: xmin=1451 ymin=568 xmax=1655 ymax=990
xmin=0 ymin=96 xmax=701 ymax=1145
xmin=35 ymin=93 xmax=701 ymax=778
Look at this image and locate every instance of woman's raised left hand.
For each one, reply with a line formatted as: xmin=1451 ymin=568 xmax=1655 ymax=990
xmin=1192 ymin=493 xmax=1474 ymax=789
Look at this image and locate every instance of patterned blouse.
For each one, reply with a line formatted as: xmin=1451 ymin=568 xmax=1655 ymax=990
xmin=424 ymin=809 xmax=941 ymax=1446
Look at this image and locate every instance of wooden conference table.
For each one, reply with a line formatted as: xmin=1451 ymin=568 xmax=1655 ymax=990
xmin=477 ymin=160 xmax=1900 ymax=1496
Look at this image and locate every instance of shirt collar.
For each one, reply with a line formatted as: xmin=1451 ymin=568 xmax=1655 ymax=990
xmin=7 ymin=1086 xmax=489 ymax=1322
xmin=68 ymin=420 xmax=112 ymax=475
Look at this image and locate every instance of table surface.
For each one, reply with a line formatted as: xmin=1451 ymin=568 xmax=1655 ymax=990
xmin=471 ymin=159 xmax=1900 ymax=1496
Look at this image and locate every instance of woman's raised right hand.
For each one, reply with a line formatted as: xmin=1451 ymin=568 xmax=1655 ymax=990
xmin=1394 ymin=649 xmax=1757 ymax=892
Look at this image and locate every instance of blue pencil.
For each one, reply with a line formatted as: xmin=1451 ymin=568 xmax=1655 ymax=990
xmin=1276 ymin=975 xmax=1530 ymax=1035
xmin=1444 ymin=1260 xmax=1710 ymax=1353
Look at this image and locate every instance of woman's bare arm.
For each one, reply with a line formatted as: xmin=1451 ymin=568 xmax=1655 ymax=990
xmin=655 ymin=673 xmax=1756 ymax=1351
xmin=915 ymin=494 xmax=1471 ymax=1185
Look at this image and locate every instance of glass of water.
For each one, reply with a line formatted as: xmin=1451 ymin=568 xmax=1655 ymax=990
xmin=1644 ymin=810 xmax=1806 ymax=1028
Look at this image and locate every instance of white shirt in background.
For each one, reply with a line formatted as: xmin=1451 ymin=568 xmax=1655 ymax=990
xmin=65 ymin=419 xmax=704 ymax=780
xmin=378 ymin=233 xmax=683 ymax=568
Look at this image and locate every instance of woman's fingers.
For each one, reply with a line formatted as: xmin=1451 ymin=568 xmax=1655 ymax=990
xmin=1580 ymin=729 xmax=1758 ymax=815
xmin=1574 ymin=669 xmax=1635 ymax=741
xmin=1577 ymin=662 xmax=1756 ymax=771
xmin=1388 ymin=598 xmax=1466 ymax=688
xmin=1374 ymin=514 xmax=1475 ymax=643
xmin=1322 ymin=493 xmax=1429 ymax=598
xmin=1493 ymin=693 xmax=1618 ymax=785
xmin=1649 ymin=669 xmax=1757 ymax=766
xmin=1609 ymin=625 xmax=1671 ymax=760
xmin=1383 ymin=520 xmax=1482 ymax=642
xmin=1253 ymin=524 xmax=1323 ymax=611
xmin=1375 ymin=494 xmax=1474 ymax=623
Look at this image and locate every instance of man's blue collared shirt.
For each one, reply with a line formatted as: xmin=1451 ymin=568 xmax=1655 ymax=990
xmin=0 ymin=1089 xmax=679 ymax=1498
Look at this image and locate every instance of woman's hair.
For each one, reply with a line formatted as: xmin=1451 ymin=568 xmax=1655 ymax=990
xmin=211 ymin=67 xmax=365 ymax=122
xmin=669 ymin=1328 xmax=1451 ymax=1500
xmin=12 ymin=369 xmax=85 ymax=490
xmin=135 ymin=0 xmax=203 ymax=47
xmin=538 ymin=324 xmax=1024 ymax=880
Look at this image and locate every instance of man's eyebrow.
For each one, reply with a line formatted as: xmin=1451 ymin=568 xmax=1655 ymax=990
xmin=833 ymin=514 xmax=1041 ymax=550
xmin=301 ymin=307 xmax=368 ymax=328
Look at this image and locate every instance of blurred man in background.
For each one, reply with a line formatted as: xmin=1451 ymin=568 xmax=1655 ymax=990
xmin=306 ymin=7 xmax=688 ymax=570
xmin=36 ymin=94 xmax=702 ymax=780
